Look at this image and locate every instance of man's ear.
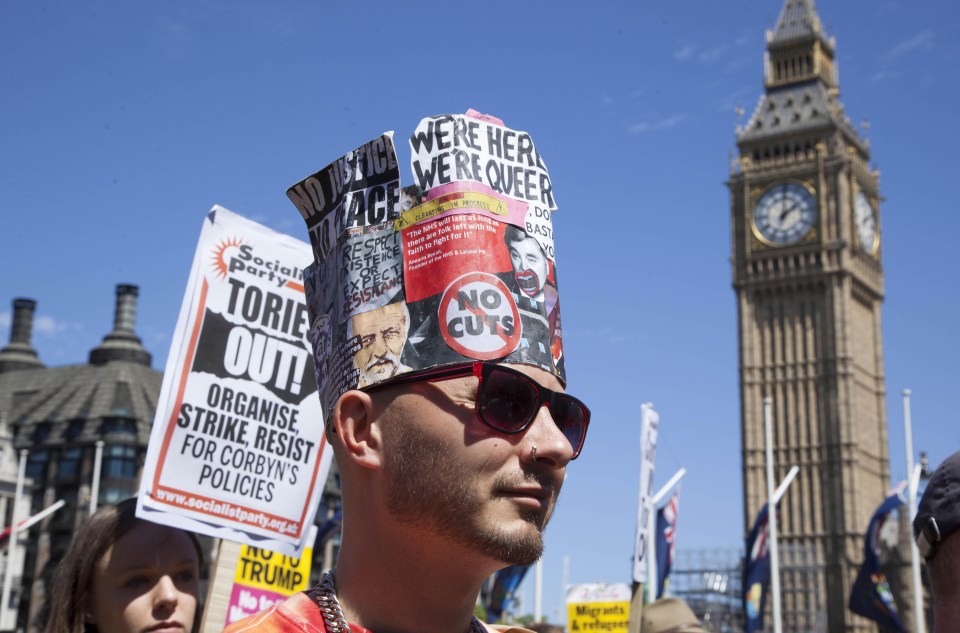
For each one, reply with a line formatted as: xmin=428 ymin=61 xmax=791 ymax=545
xmin=332 ymin=390 xmax=383 ymax=470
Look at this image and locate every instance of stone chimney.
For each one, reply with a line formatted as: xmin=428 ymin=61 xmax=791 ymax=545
xmin=0 ymin=298 xmax=44 ymax=373
xmin=89 ymin=284 xmax=152 ymax=366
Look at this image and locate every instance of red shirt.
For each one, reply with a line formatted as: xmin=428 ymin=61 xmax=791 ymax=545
xmin=221 ymin=590 xmax=532 ymax=633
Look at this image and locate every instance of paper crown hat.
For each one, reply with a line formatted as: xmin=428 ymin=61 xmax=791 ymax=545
xmin=288 ymin=110 xmax=564 ymax=418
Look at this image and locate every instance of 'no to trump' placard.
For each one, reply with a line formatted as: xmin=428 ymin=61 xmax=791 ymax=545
xmin=566 ymin=584 xmax=630 ymax=633
xmin=138 ymin=206 xmax=333 ymax=555
xmin=225 ymin=530 xmax=315 ymax=627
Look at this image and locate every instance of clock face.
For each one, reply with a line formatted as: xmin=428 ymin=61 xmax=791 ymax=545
xmin=753 ymin=183 xmax=817 ymax=245
xmin=854 ymin=191 xmax=878 ymax=254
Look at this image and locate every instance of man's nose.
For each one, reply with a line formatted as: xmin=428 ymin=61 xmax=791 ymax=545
xmin=522 ymin=405 xmax=574 ymax=468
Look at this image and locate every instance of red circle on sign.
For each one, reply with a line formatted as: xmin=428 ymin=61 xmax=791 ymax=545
xmin=439 ymin=272 xmax=521 ymax=360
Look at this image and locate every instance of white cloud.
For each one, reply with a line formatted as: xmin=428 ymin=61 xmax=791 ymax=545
xmin=881 ymin=30 xmax=934 ymax=60
xmin=871 ymin=69 xmax=902 ymax=82
xmin=627 ymin=114 xmax=687 ymax=134
xmin=699 ymin=43 xmax=729 ymax=63
xmin=33 ymin=315 xmax=72 ymax=335
xmin=0 ymin=312 xmax=81 ymax=343
xmin=275 ymin=216 xmax=300 ymax=232
xmin=875 ymin=2 xmax=899 ymax=17
xmin=715 ymin=86 xmax=755 ymax=113
xmin=676 ymin=40 xmax=739 ymax=64
xmin=674 ymin=45 xmax=695 ymax=61
xmin=154 ymin=16 xmax=192 ymax=61
xmin=723 ymin=55 xmax=751 ymax=73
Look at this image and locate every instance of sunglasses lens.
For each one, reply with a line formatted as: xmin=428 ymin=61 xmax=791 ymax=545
xmin=478 ymin=365 xmax=587 ymax=458
xmin=551 ymin=396 xmax=586 ymax=456
xmin=478 ymin=368 xmax=539 ymax=433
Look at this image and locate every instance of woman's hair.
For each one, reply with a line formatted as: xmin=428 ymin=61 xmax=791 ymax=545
xmin=43 ymin=497 xmax=204 ymax=633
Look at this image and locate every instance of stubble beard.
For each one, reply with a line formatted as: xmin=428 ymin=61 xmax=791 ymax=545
xmin=383 ymin=417 xmax=553 ymax=567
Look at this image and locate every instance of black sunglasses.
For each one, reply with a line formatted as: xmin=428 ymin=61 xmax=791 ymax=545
xmin=364 ymin=362 xmax=589 ymax=459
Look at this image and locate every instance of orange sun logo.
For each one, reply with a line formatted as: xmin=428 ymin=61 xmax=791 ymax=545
xmin=212 ymin=236 xmax=244 ymax=278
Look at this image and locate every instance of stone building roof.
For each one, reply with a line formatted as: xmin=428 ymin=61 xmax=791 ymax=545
xmin=738 ymin=82 xmax=865 ymax=153
xmin=1 ymin=362 xmax=161 ymax=449
xmin=0 ymin=284 xmax=160 ymax=448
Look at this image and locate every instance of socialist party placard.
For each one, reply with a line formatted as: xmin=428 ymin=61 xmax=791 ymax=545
xmin=138 ymin=206 xmax=333 ymax=555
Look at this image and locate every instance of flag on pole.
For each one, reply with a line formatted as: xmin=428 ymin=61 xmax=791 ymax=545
xmin=315 ymin=509 xmax=343 ymax=547
xmin=655 ymin=487 xmax=680 ymax=598
xmin=485 ymin=565 xmax=530 ymax=622
xmin=848 ymin=484 xmax=907 ymax=633
xmin=742 ymin=505 xmax=770 ymax=633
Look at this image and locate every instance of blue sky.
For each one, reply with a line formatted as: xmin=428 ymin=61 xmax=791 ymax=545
xmin=3 ymin=0 xmax=959 ymax=622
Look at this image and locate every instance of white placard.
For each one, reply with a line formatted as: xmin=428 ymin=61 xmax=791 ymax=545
xmin=138 ymin=206 xmax=333 ymax=556
xmin=631 ymin=403 xmax=659 ymax=583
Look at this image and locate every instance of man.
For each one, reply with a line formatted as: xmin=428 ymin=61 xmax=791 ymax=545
xmin=227 ymin=111 xmax=588 ymax=633
xmin=914 ymin=449 xmax=960 ymax=632
xmin=349 ymin=301 xmax=412 ymax=387
xmin=228 ymin=361 xmax=585 ymax=633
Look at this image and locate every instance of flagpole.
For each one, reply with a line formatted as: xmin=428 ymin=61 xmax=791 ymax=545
xmin=743 ymin=467 xmax=797 ymax=633
xmin=514 ymin=583 xmax=523 ymax=622
xmin=1 ymin=449 xmax=28 ymax=631
xmin=772 ymin=466 xmax=799 ymax=505
xmin=534 ymin=559 xmax=542 ymax=623
xmin=903 ymin=389 xmax=925 ymax=633
xmin=764 ymin=397 xmax=783 ymax=633
xmin=2 ymin=499 xmax=66 ymax=541
xmin=651 ymin=469 xmax=687 ymax=506
xmin=646 ymin=468 xmax=686 ymax=603
xmin=90 ymin=440 xmax=104 ymax=515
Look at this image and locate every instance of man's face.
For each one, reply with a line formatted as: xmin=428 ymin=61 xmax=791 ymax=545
xmin=351 ymin=303 xmax=408 ymax=387
xmin=379 ymin=364 xmax=572 ymax=566
xmin=508 ymin=237 xmax=548 ymax=299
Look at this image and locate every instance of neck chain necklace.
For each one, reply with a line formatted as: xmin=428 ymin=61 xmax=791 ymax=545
xmin=314 ymin=570 xmax=488 ymax=633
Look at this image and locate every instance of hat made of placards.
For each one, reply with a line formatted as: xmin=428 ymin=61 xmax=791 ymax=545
xmin=287 ymin=110 xmax=564 ymax=420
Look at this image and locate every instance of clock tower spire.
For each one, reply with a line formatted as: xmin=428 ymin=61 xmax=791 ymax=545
xmin=729 ymin=1 xmax=899 ymax=631
xmin=764 ymin=0 xmax=837 ymax=91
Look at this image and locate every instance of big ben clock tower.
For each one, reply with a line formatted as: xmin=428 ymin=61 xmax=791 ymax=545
xmin=729 ymin=1 xmax=896 ymax=631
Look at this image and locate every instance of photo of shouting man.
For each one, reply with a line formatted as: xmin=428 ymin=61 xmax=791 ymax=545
xmin=504 ymin=224 xmax=552 ymax=304
xmin=502 ymin=224 xmax=562 ymax=372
